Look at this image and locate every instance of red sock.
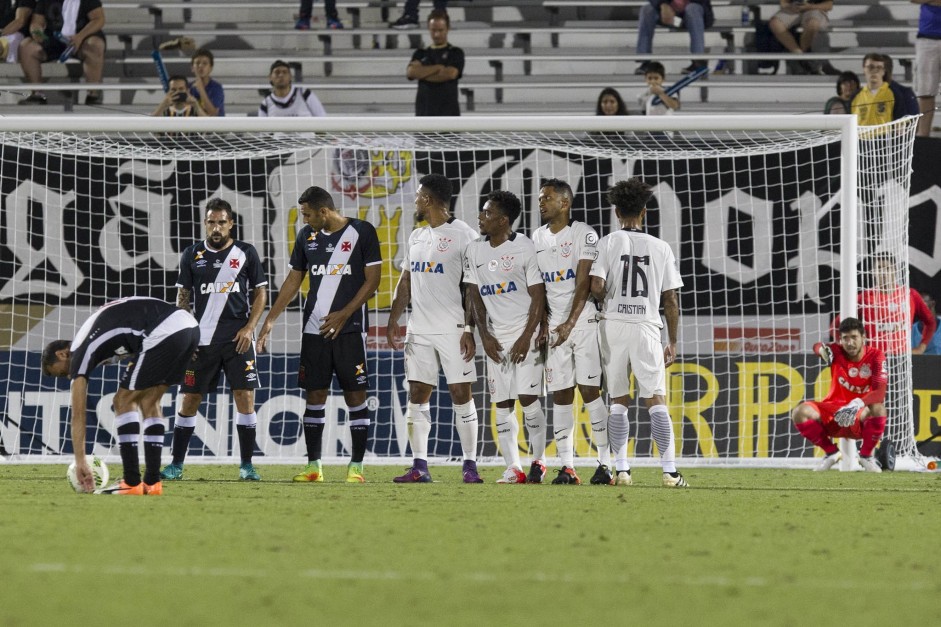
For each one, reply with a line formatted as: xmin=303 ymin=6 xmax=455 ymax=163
xmin=859 ymin=415 xmax=887 ymax=457
xmin=795 ymin=419 xmax=838 ymax=455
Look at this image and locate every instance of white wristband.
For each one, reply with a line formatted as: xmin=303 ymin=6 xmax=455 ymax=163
xmin=463 ymin=325 xmax=473 ymax=333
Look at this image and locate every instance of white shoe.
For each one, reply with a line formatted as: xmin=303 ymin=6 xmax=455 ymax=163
xmin=858 ymin=456 xmax=882 ymax=473
xmin=615 ymin=470 xmax=632 ymax=486
xmin=814 ymin=451 xmax=841 ymax=472
xmin=662 ymin=472 xmax=689 ymax=488
xmin=495 ymin=466 xmax=525 ymax=484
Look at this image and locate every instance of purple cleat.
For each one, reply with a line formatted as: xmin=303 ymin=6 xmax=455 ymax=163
xmin=462 ymin=460 xmax=483 ymax=484
xmin=393 ymin=461 xmax=432 ymax=483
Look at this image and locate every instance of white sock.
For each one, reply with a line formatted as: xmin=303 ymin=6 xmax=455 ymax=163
xmin=585 ymin=397 xmax=609 ymax=466
xmin=649 ymin=404 xmax=677 ymax=474
xmin=614 ymin=441 xmax=631 ymax=473
xmin=522 ymin=401 xmax=547 ymax=462
xmin=552 ymin=403 xmax=575 ymax=467
xmin=608 ymin=403 xmax=629 ymax=464
xmin=495 ymin=406 xmax=521 ymax=469
xmin=453 ymin=399 xmax=479 ymax=462
xmin=406 ymin=402 xmax=431 ymax=461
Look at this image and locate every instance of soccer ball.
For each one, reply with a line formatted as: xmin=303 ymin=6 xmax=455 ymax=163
xmin=67 ymin=456 xmax=109 ymax=493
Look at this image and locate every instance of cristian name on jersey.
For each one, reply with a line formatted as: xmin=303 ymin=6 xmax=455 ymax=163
xmin=289 ymin=218 xmax=382 ymax=336
xmin=533 ymin=220 xmax=599 ymax=328
xmin=404 ymin=217 xmax=477 ymax=334
xmin=821 ymin=342 xmax=887 ymax=406
xmin=177 ymin=240 xmax=268 ymax=345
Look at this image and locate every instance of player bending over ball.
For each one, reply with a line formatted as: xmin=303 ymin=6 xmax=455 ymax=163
xmin=793 ymin=317 xmax=887 ymax=472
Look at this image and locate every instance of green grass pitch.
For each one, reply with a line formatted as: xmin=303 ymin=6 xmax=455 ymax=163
xmin=1 ymin=464 xmax=939 ymax=626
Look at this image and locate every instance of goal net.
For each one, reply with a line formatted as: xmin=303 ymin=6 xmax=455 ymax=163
xmin=0 ymin=115 xmax=920 ymax=468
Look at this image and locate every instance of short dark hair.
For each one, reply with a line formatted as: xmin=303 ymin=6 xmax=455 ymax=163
xmin=644 ymin=61 xmax=666 ymax=79
xmin=836 ymin=71 xmax=860 ymax=95
xmin=205 ymin=198 xmax=234 ymax=221
xmin=168 ymin=75 xmax=189 ymax=87
xmin=428 ymin=9 xmax=450 ymax=27
xmin=863 ymin=52 xmax=891 ymax=82
xmin=41 ymin=339 xmax=70 ymax=376
xmin=269 ymin=59 xmax=291 ymax=74
xmin=298 ymin=186 xmax=335 ymax=210
xmin=607 ymin=178 xmax=652 ymax=218
xmin=191 ymin=48 xmax=214 ymax=66
xmin=838 ymin=317 xmax=866 ymax=336
xmin=487 ymin=190 xmax=522 ymax=226
xmin=418 ymin=173 xmax=453 ymax=207
xmin=540 ymin=178 xmax=573 ymax=205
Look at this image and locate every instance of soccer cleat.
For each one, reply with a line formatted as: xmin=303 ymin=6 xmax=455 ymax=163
xmin=346 ymin=462 xmax=366 ymax=483
xmin=462 ymin=460 xmax=484 ymax=484
xmin=294 ymin=17 xmax=311 ymax=30
xmin=96 ymin=480 xmax=145 ymax=495
xmin=550 ymin=466 xmax=581 ymax=485
xmin=160 ymin=462 xmax=184 ymax=481
xmin=143 ymin=481 xmax=163 ymax=496
xmin=662 ymin=472 xmax=689 ymax=488
xmin=239 ymin=463 xmax=261 ymax=481
xmin=527 ymin=460 xmax=547 ymax=484
xmin=293 ymin=461 xmax=324 ymax=482
xmin=392 ymin=466 xmax=432 ymax=483
xmin=496 ymin=466 xmax=526 ymax=484
xmin=390 ymin=14 xmax=419 ymax=29
xmin=614 ymin=470 xmax=633 ymax=486
xmin=813 ymin=451 xmax=841 ymax=472
xmin=326 ymin=17 xmax=344 ymax=29
xmin=858 ymin=455 xmax=882 ymax=473
xmin=589 ymin=463 xmax=613 ymax=485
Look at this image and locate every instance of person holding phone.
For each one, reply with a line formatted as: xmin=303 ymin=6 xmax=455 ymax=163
xmin=151 ymin=75 xmax=207 ymax=117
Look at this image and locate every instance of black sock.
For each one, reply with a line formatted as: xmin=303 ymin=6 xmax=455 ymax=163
xmin=171 ymin=421 xmax=195 ymax=465
xmin=236 ymin=425 xmax=256 ymax=465
xmin=143 ymin=421 xmax=165 ymax=485
xmin=303 ymin=405 xmax=326 ymax=462
xmin=348 ymin=402 xmax=370 ymax=463
xmin=117 ymin=422 xmax=141 ymax=486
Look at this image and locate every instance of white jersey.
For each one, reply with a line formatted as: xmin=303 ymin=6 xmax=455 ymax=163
xmin=403 ymin=217 xmax=478 ymax=335
xmin=590 ymin=228 xmax=683 ymax=327
xmin=258 ymin=86 xmax=327 ymax=117
xmin=464 ymin=232 xmax=542 ymax=338
xmin=532 ymin=220 xmax=599 ymax=328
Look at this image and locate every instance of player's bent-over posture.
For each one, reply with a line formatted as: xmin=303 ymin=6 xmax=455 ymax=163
xmin=465 ymin=190 xmax=548 ymax=484
xmin=161 ymin=198 xmax=268 ymax=482
xmin=532 ymin=178 xmax=617 ymax=485
xmin=42 ymin=297 xmax=200 ymax=495
xmin=589 ymin=178 xmax=689 ymax=488
xmin=256 ymin=186 xmax=381 ymax=483
xmin=792 ymin=317 xmax=887 ymax=472
xmin=387 ymin=174 xmax=483 ymax=483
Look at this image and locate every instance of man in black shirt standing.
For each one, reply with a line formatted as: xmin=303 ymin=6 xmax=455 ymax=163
xmin=406 ymin=9 xmax=464 ymax=116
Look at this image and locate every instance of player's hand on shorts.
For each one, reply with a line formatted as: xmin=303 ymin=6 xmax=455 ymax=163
xmin=386 ymin=319 xmax=403 ymax=350
xmin=834 ymin=398 xmax=865 ymax=427
xmin=551 ymin=321 xmax=574 ymax=348
xmin=508 ymin=335 xmax=531 ymax=364
xmin=459 ymin=330 xmax=475 ymax=362
xmin=481 ymin=334 xmax=503 ymax=363
xmin=320 ymin=311 xmax=350 ymax=339
xmin=234 ymin=326 xmax=254 ymax=354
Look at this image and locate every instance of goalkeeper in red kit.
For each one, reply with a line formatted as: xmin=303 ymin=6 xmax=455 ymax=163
xmin=792 ymin=317 xmax=887 ymax=472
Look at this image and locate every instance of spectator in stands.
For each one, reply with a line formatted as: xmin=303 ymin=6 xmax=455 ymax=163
xmin=17 ymin=0 xmax=105 ymax=105
xmin=912 ymin=292 xmax=941 ymax=355
xmin=407 ymin=9 xmax=464 ymax=116
xmin=258 ymin=59 xmax=326 ymax=117
xmin=850 ymin=53 xmax=919 ymax=125
xmin=1 ymin=0 xmax=30 ymax=64
xmin=914 ymin=0 xmax=941 ymax=137
xmin=824 ymin=70 xmax=860 ymax=114
xmin=294 ymin=0 xmax=343 ymax=30
xmin=635 ymin=0 xmax=714 ymax=76
xmin=190 ymin=47 xmax=224 ymax=116
xmin=638 ymin=61 xmax=679 ymax=115
xmin=390 ymin=0 xmax=448 ymax=30
xmin=596 ymin=87 xmax=629 ymax=116
xmin=769 ymin=1 xmax=833 ymax=75
xmin=151 ymin=75 xmax=207 ymax=117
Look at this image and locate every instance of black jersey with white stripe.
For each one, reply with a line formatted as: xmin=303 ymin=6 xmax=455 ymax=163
xmin=68 ymin=297 xmax=181 ymax=379
xmin=176 ymin=239 xmax=268 ymax=345
xmin=289 ymin=218 xmax=382 ymax=336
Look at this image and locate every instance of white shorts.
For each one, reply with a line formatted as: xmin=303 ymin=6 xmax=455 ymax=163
xmin=545 ymin=320 xmax=602 ymax=392
xmin=915 ymin=38 xmax=941 ymax=98
xmin=599 ymin=319 xmax=666 ymax=399
xmin=485 ymin=333 xmax=545 ymax=403
xmin=405 ymin=331 xmax=476 ymax=385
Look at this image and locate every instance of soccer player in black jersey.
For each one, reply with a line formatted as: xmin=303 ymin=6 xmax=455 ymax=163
xmin=42 ymin=297 xmax=200 ymax=495
xmin=161 ymin=198 xmax=269 ymax=482
xmin=257 ymin=186 xmax=381 ymax=483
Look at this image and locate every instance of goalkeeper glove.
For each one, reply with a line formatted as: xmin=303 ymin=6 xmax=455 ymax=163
xmin=813 ymin=342 xmax=833 ymax=365
xmin=833 ymin=398 xmax=865 ymax=427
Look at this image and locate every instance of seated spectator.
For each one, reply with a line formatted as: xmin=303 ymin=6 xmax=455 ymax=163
xmin=824 ymin=70 xmax=860 ymax=114
xmin=638 ymin=61 xmax=679 ymax=115
xmin=151 ymin=75 xmax=207 ymax=117
xmin=596 ymin=87 xmax=629 ymax=116
xmin=635 ymin=0 xmax=714 ymax=76
xmin=850 ymin=53 xmax=919 ymax=125
xmin=1 ymin=0 xmax=30 ymax=64
xmin=190 ymin=47 xmax=224 ymax=116
xmin=912 ymin=292 xmax=941 ymax=355
xmin=390 ymin=0 xmax=448 ymax=30
xmin=258 ymin=60 xmax=326 ymax=117
xmin=17 ymin=0 xmax=105 ymax=105
xmin=769 ymin=1 xmax=833 ymax=75
xmin=294 ymin=0 xmax=343 ymax=30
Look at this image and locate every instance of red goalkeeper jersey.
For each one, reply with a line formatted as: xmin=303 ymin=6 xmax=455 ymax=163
xmin=822 ymin=342 xmax=887 ymax=406
xmin=857 ymin=287 xmax=937 ymax=355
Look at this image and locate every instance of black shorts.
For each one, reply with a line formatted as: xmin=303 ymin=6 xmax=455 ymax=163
xmin=299 ymin=332 xmax=368 ymax=392
xmin=41 ymin=32 xmax=106 ymax=62
xmin=120 ymin=324 xmax=199 ymax=391
xmin=181 ymin=341 xmax=261 ymax=394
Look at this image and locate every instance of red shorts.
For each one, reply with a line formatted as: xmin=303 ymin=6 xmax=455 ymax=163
xmin=804 ymin=401 xmax=864 ymax=439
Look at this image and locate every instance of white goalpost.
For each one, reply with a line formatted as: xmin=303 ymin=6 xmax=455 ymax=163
xmin=0 ymin=114 xmax=921 ymax=468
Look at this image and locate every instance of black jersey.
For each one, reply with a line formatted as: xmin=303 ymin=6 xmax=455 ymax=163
xmin=69 ymin=297 xmax=187 ymax=379
xmin=289 ymin=218 xmax=382 ymax=336
xmin=176 ymin=239 xmax=268 ymax=345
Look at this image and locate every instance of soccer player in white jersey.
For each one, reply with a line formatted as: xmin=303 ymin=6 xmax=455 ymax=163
xmin=465 ymin=190 xmax=548 ymax=484
xmin=589 ymin=178 xmax=689 ymax=488
xmin=532 ymin=178 xmax=621 ymax=485
xmin=387 ymin=173 xmax=483 ymax=483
